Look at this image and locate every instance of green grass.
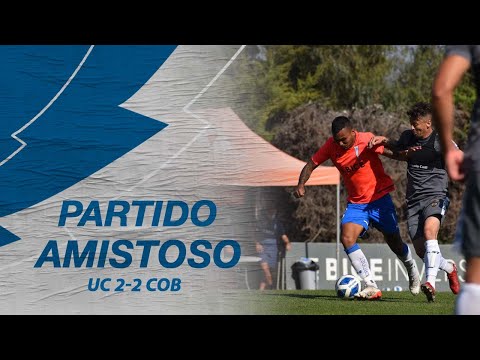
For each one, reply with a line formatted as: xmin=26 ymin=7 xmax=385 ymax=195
xmin=239 ymin=290 xmax=456 ymax=315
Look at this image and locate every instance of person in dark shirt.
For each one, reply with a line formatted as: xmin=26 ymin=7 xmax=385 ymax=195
xmin=369 ymin=102 xmax=460 ymax=302
xmin=432 ymin=45 xmax=480 ymax=314
xmin=255 ymin=207 xmax=291 ymax=290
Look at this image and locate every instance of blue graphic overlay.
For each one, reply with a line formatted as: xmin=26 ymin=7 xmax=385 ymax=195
xmin=0 ymin=225 xmax=20 ymax=247
xmin=0 ymin=45 xmax=177 ymax=245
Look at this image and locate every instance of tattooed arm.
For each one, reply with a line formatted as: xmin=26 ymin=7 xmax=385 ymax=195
xmin=294 ymin=159 xmax=318 ymax=198
xmin=368 ymin=136 xmax=399 ymax=151
xmin=381 ymin=146 xmax=422 ymax=161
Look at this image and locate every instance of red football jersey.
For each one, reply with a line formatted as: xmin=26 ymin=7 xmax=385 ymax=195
xmin=312 ymin=131 xmax=394 ymax=203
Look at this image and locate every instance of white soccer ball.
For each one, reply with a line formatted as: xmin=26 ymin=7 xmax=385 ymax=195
xmin=335 ymin=275 xmax=361 ymax=299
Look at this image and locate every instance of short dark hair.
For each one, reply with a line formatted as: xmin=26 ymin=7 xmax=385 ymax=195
xmin=331 ymin=116 xmax=352 ymax=136
xmin=407 ymin=102 xmax=432 ymax=121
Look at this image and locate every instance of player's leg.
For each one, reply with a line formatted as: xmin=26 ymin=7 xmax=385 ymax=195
xmin=456 ymin=258 xmax=480 ymax=314
xmin=412 ymin=236 xmax=456 ymax=277
xmin=411 ymin=237 xmax=459 ymax=295
xmin=383 ymin=231 xmax=421 ymax=296
xmin=417 ymin=197 xmax=459 ymax=301
xmin=371 ymin=194 xmax=420 ymax=295
xmin=419 ymin=215 xmax=442 ymax=301
xmin=422 ymin=217 xmax=459 ymax=296
xmin=455 ymin=174 xmax=480 ymax=314
xmin=341 ymin=203 xmax=381 ymax=300
xmin=408 ymin=210 xmax=425 ymax=258
xmin=411 ymin=234 xmax=458 ymax=301
xmin=426 ymin=198 xmax=459 ymax=290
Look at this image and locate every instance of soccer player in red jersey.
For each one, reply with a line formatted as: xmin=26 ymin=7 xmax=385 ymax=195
xmin=294 ymin=116 xmax=420 ymax=300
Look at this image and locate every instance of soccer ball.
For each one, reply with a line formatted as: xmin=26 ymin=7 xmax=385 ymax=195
xmin=335 ymin=275 xmax=361 ymax=299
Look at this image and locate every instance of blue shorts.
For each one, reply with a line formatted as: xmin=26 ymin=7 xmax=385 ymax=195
xmin=341 ymin=194 xmax=399 ymax=235
xmin=259 ymin=239 xmax=278 ymax=268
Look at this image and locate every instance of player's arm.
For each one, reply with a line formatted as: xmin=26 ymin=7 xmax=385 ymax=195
xmin=368 ymin=135 xmax=399 ymax=151
xmin=294 ymin=159 xmax=319 ymax=198
xmin=368 ymin=133 xmax=404 ymax=160
xmin=446 ymin=139 xmax=462 ymax=153
xmin=371 ymin=131 xmax=420 ymax=162
xmin=432 ymin=51 xmax=470 ymax=181
xmin=433 ymin=54 xmax=470 ymax=155
xmin=381 ymin=146 xmax=422 ymax=161
xmin=445 ymin=139 xmax=465 ymax=178
xmin=294 ymin=141 xmax=330 ymax=198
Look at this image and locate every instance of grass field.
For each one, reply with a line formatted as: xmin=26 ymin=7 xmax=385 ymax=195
xmin=239 ymin=290 xmax=456 ymax=315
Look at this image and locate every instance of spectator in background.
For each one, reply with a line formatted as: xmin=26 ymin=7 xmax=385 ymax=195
xmin=432 ymin=45 xmax=480 ymax=314
xmin=256 ymin=206 xmax=291 ymax=290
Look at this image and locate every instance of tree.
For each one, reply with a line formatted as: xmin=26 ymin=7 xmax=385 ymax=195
xmin=235 ymin=45 xmax=394 ymax=139
xmin=234 ymin=45 xmax=475 ymax=140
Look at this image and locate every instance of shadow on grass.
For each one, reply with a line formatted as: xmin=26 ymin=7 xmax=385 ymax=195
xmin=262 ymin=293 xmax=337 ymax=300
xmin=260 ymin=292 xmax=413 ymax=303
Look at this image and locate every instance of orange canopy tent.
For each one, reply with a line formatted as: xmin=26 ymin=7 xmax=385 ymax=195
xmin=197 ymin=107 xmax=340 ymax=187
